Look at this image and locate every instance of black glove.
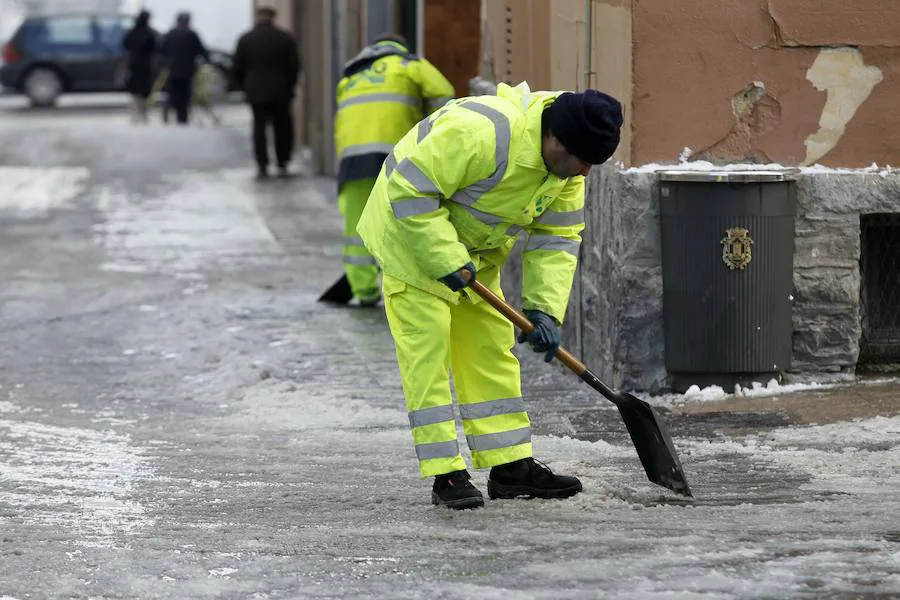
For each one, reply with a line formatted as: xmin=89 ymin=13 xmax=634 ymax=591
xmin=438 ymin=261 xmax=476 ymax=292
xmin=517 ymin=310 xmax=560 ymax=363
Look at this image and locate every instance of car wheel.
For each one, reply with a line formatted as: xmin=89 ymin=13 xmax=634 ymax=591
xmin=24 ymin=67 xmax=62 ymax=107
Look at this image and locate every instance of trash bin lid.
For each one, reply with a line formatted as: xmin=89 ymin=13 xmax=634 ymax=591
xmin=657 ymin=168 xmax=799 ymax=183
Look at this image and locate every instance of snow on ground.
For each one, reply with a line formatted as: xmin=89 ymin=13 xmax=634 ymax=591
xmin=0 ymin=166 xmax=90 ymax=215
xmin=625 ymin=155 xmax=897 ymax=176
xmin=93 ymin=168 xmax=280 ymax=275
xmin=2 ymin=109 xmax=899 ymax=598
xmin=641 ymin=377 xmax=899 ymax=408
xmin=0 ymin=402 xmax=155 ymax=549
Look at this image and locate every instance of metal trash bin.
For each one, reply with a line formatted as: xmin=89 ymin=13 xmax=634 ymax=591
xmin=658 ymin=169 xmax=798 ymax=393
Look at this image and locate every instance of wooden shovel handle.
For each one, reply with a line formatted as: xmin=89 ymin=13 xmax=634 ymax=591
xmin=463 ymin=273 xmax=588 ymax=376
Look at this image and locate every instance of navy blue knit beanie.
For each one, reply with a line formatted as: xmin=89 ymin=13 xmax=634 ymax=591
xmin=547 ymin=90 xmax=624 ymax=164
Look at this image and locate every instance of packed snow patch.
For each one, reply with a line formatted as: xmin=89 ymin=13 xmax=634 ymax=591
xmin=0 ymin=166 xmax=89 ymax=215
xmin=93 ymin=169 xmax=279 ymax=275
xmin=0 ymin=418 xmax=155 ymax=547
xmin=238 ymin=379 xmax=407 ymax=431
xmin=682 ymin=414 xmax=900 ymax=496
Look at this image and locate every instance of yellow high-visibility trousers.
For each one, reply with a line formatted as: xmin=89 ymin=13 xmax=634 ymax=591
xmin=383 ymin=268 xmax=532 ymax=478
xmin=339 ymin=178 xmax=380 ymax=302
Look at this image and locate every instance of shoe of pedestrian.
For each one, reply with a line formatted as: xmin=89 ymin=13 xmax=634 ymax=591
xmin=256 ymin=167 xmax=269 ymax=181
xmin=432 ymin=469 xmax=484 ymax=510
xmin=277 ymin=165 xmax=290 ymax=178
xmin=487 ymin=457 xmax=582 ymax=500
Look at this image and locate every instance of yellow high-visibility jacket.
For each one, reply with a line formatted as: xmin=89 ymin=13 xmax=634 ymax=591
xmin=334 ymin=40 xmax=455 ymax=186
xmin=357 ymin=82 xmax=585 ymax=323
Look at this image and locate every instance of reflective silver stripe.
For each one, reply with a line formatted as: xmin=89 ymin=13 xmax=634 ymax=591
xmin=537 ymin=208 xmax=585 ymax=227
xmin=392 ymin=197 xmax=441 ymax=218
xmin=417 ymin=118 xmax=432 ymax=143
xmin=396 ymin=158 xmax=439 ymax=195
xmin=338 ymin=93 xmax=419 ymax=110
xmin=408 ymin=404 xmax=455 ymax=429
xmin=466 ymin=426 xmax=531 ymax=452
xmin=459 ymin=397 xmax=526 ymax=421
xmin=384 ymin=152 xmax=398 ymax=177
xmin=344 ymin=235 xmax=364 ymax=246
xmin=450 ymin=201 xmax=504 ymax=226
xmin=426 ymin=96 xmax=452 ymax=111
xmin=341 ymin=142 xmax=395 ymax=159
xmin=415 ymin=439 xmax=460 ymax=461
xmin=342 ymin=255 xmax=377 ymax=265
xmin=449 ymin=101 xmax=511 ymax=206
xmin=525 ymin=234 xmax=581 ymax=257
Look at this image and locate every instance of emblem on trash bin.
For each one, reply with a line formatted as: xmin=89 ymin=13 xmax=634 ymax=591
xmin=721 ymin=227 xmax=754 ymax=270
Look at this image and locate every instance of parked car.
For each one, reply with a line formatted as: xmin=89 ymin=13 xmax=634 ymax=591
xmin=0 ymin=12 xmax=236 ymax=107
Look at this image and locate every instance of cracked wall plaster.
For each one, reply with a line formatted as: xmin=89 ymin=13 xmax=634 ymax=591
xmin=768 ymin=0 xmax=900 ymax=48
xmin=690 ymin=81 xmax=783 ymax=164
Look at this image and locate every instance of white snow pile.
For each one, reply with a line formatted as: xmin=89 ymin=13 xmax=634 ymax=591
xmin=623 ymin=154 xmax=897 ymax=177
xmin=639 ymin=378 xmax=840 ymax=408
xmin=644 ymin=377 xmax=899 ymax=408
xmin=684 ymin=379 xmax=837 ymax=402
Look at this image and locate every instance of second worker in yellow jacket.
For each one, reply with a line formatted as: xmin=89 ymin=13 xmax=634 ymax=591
xmin=333 ymin=34 xmax=455 ymax=305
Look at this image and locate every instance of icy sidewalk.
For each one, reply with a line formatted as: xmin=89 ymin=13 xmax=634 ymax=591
xmin=1 ymin=105 xmax=898 ymax=595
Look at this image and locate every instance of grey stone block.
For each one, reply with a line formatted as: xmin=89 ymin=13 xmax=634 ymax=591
xmin=580 ymin=168 xmax=900 ymax=391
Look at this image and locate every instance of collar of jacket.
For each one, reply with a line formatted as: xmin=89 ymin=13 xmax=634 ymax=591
xmin=343 ymin=41 xmax=411 ymax=73
xmin=495 ymin=82 xmax=560 ymax=173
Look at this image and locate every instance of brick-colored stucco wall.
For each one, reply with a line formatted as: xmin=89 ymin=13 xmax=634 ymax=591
xmin=633 ymin=0 xmax=900 ymax=168
xmin=481 ymin=0 xmax=900 ymax=168
xmin=424 ymin=0 xmax=481 ymax=98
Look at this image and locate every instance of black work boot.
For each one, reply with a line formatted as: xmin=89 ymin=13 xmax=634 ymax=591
xmin=488 ymin=457 xmax=582 ymax=500
xmin=432 ymin=469 xmax=484 ymax=509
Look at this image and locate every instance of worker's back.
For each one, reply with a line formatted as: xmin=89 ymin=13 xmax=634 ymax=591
xmin=334 ymin=40 xmax=455 ymax=185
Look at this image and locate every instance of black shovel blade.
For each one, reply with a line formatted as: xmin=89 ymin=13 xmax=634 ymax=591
xmin=318 ymin=274 xmax=354 ymax=304
xmin=578 ymin=368 xmax=691 ymax=496
xmin=614 ymin=392 xmax=692 ymax=497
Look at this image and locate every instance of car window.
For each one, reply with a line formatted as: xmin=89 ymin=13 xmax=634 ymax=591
xmin=96 ymin=17 xmax=128 ymax=49
xmin=44 ymin=17 xmax=94 ymax=45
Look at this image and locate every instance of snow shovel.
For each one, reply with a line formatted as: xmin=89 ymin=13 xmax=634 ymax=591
xmin=318 ymin=274 xmax=353 ymax=304
xmin=465 ymin=273 xmax=693 ymax=497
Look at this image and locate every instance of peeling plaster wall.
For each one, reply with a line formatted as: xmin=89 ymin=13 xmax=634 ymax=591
xmin=478 ymin=0 xmax=899 ymax=166
xmin=804 ymin=48 xmax=883 ymax=165
xmin=632 ymin=0 xmax=899 ymax=167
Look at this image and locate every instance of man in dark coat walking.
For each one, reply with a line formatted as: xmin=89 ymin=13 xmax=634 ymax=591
xmin=161 ymin=12 xmax=209 ymax=125
xmin=121 ymin=10 xmax=157 ymax=123
xmin=232 ymin=7 xmax=301 ymax=179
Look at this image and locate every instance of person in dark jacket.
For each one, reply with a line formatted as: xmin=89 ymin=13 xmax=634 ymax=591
xmin=121 ymin=10 xmax=157 ymax=123
xmin=232 ymin=7 xmax=300 ymax=179
xmin=161 ymin=12 xmax=209 ymax=125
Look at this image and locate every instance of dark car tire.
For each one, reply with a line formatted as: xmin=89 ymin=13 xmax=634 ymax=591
xmin=24 ymin=67 xmax=63 ymax=107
